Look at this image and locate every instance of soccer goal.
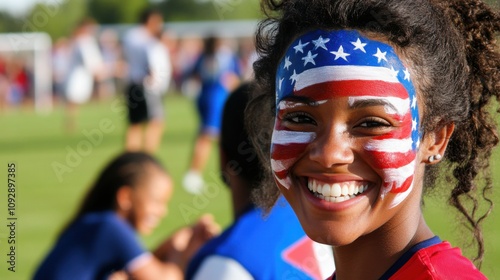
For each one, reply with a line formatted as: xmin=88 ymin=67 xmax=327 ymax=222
xmin=0 ymin=32 xmax=52 ymax=113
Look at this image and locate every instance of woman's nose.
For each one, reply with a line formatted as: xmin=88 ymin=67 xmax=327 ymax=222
xmin=309 ymin=126 xmax=354 ymax=168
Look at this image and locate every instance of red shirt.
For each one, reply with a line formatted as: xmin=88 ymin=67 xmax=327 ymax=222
xmin=328 ymin=237 xmax=486 ymax=280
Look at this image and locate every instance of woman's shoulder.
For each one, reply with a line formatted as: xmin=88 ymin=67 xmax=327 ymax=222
xmin=70 ymin=211 xmax=134 ymax=234
xmin=391 ymin=241 xmax=487 ymax=280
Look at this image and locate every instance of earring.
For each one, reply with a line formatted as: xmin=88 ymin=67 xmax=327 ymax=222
xmin=428 ymin=154 xmax=442 ymax=163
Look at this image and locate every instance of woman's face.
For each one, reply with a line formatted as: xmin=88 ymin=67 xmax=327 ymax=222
xmin=129 ymin=168 xmax=173 ymax=235
xmin=271 ymin=30 xmax=422 ymax=245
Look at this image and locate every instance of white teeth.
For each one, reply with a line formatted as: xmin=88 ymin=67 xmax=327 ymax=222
xmin=322 ymin=184 xmax=331 ymax=196
xmin=341 ymin=185 xmax=349 ymax=196
xmin=332 ymin=184 xmax=342 ymax=197
xmin=348 ymin=184 xmax=355 ymax=195
xmin=308 ymin=179 xmax=370 ymax=203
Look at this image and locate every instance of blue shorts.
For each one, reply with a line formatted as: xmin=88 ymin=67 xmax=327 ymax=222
xmin=196 ymin=88 xmax=228 ymax=135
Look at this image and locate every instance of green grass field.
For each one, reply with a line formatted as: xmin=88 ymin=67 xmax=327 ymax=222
xmin=0 ymin=94 xmax=498 ymax=279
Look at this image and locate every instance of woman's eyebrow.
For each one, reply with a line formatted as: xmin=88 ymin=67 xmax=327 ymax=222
xmin=348 ymin=98 xmax=399 ymax=114
xmin=281 ymin=95 xmax=320 ymax=107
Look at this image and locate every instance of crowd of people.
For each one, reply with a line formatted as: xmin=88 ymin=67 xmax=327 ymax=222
xmin=32 ymin=0 xmax=500 ymax=279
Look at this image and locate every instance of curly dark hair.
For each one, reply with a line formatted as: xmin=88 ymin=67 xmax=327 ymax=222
xmin=246 ymin=0 xmax=500 ymax=265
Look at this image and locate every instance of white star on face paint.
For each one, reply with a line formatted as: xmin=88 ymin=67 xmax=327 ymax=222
xmin=351 ymin=38 xmax=367 ymax=53
xmin=284 ymin=56 xmax=292 ymax=70
xmin=411 ymin=97 xmax=417 ymax=109
xmin=290 ymin=70 xmax=298 ymax=84
xmin=312 ymin=36 xmax=330 ymax=50
xmin=279 ymin=78 xmax=284 ymax=91
xmin=412 ymin=118 xmax=418 ymax=131
xmin=294 ymin=40 xmax=310 ymax=54
xmin=330 ymin=45 xmax=350 ymax=61
xmin=404 ymin=68 xmax=411 ymax=81
xmin=373 ymin=48 xmax=388 ymax=63
xmin=302 ymin=51 xmax=318 ymax=66
xmin=389 ymin=66 xmax=399 ymax=78
xmin=416 ymin=138 xmax=420 ymax=148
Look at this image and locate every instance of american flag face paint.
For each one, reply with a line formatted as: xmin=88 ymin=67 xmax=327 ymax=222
xmin=272 ymin=30 xmax=421 ymax=208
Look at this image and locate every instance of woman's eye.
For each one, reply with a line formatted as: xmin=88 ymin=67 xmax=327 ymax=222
xmin=358 ymin=118 xmax=391 ymax=128
xmin=284 ymin=112 xmax=316 ymax=125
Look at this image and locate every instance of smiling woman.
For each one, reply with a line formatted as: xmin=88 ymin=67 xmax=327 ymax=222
xmin=247 ymin=0 xmax=500 ymax=279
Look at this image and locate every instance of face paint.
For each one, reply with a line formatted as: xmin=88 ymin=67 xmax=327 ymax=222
xmin=272 ymin=30 xmax=421 ymax=208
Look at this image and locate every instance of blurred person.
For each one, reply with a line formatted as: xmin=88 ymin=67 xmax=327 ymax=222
xmin=63 ymin=18 xmax=106 ymax=132
xmin=123 ymin=9 xmax=172 ymax=153
xmin=52 ymin=37 xmax=70 ymax=105
xmin=182 ymin=36 xmax=241 ymax=194
xmin=97 ymin=28 xmax=125 ymax=101
xmin=186 ymin=82 xmax=334 ymax=279
xmin=33 ymin=152 xmax=219 ymax=280
xmin=0 ymin=55 xmax=9 ymax=111
xmin=238 ymin=37 xmax=259 ymax=81
xmin=171 ymin=37 xmax=203 ymax=93
xmin=7 ymin=57 xmax=32 ymax=107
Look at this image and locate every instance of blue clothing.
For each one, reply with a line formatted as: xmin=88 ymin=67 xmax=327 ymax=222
xmin=186 ymin=197 xmax=332 ymax=280
xmin=33 ymin=211 xmax=146 ymax=280
xmin=192 ymin=50 xmax=240 ymax=134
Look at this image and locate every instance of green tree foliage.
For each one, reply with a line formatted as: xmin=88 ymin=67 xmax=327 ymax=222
xmin=22 ymin=0 xmax=87 ymax=40
xmin=88 ymin=0 xmax=149 ymax=24
xmin=0 ymin=11 xmax=23 ymax=33
xmin=0 ymin=0 xmax=498 ymax=39
xmin=156 ymin=0 xmax=262 ymax=21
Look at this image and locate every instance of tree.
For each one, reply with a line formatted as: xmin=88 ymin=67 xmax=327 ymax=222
xmin=88 ymin=0 xmax=149 ymax=24
xmin=23 ymin=0 xmax=87 ymax=40
xmin=156 ymin=0 xmax=262 ymax=21
xmin=0 ymin=11 xmax=22 ymax=33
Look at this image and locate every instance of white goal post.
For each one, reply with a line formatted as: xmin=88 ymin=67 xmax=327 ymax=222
xmin=0 ymin=32 xmax=52 ymax=113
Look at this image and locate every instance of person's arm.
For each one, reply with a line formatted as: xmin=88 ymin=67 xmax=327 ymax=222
xmin=128 ymin=256 xmax=184 ymax=280
xmin=144 ymin=42 xmax=172 ymax=95
xmin=128 ymin=214 xmax=220 ymax=280
xmin=191 ymin=256 xmax=254 ymax=280
xmin=79 ymin=36 xmax=106 ymax=81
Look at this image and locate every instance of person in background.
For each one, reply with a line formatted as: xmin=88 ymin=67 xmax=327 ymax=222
xmin=97 ymin=28 xmax=125 ymax=101
xmin=123 ymin=8 xmax=172 ymax=153
xmin=182 ymin=36 xmax=241 ymax=194
xmin=0 ymin=55 xmax=8 ymax=111
xmin=34 ymin=152 xmax=219 ymax=280
xmin=186 ymin=82 xmax=334 ymax=280
xmin=52 ymin=37 xmax=70 ymax=105
xmin=63 ymin=18 xmax=106 ymax=132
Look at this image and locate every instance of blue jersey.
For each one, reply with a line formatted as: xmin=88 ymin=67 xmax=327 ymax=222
xmin=186 ymin=197 xmax=334 ymax=280
xmin=33 ymin=211 xmax=147 ymax=280
xmin=192 ymin=49 xmax=241 ymax=134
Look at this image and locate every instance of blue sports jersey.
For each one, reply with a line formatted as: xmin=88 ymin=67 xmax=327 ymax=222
xmin=33 ymin=211 xmax=147 ymax=280
xmin=186 ymin=197 xmax=334 ymax=280
xmin=192 ymin=49 xmax=241 ymax=134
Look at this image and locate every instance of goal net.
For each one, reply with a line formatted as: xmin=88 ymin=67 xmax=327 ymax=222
xmin=0 ymin=32 xmax=52 ymax=113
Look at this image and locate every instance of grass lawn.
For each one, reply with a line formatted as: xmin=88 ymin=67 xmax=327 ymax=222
xmin=0 ymin=94 xmax=498 ymax=279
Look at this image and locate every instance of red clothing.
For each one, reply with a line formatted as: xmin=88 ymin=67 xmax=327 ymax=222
xmin=328 ymin=239 xmax=486 ymax=280
xmin=391 ymin=241 xmax=485 ymax=280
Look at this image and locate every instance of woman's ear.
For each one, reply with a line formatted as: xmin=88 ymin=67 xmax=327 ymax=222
xmin=116 ymin=186 xmax=133 ymax=214
xmin=421 ymin=123 xmax=455 ymax=164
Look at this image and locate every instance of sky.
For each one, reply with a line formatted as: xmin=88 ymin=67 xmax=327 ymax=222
xmin=0 ymin=0 xmax=51 ymax=16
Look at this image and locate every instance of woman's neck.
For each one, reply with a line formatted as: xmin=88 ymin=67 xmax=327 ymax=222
xmin=333 ymin=211 xmax=434 ymax=280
